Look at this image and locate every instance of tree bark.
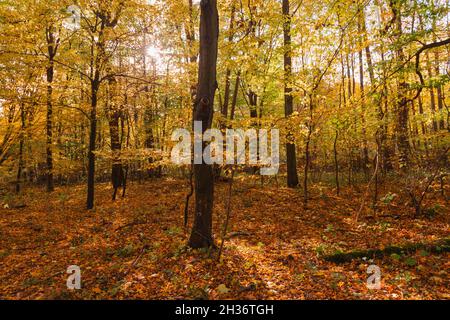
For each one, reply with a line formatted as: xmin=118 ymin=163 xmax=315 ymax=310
xmin=16 ymin=104 xmax=25 ymax=194
xmin=391 ymin=3 xmax=411 ymax=170
xmin=357 ymin=12 xmax=369 ymax=179
xmin=107 ymin=77 xmax=124 ymax=200
xmin=283 ymin=0 xmax=299 ymax=188
xmin=230 ymin=70 xmax=241 ymax=121
xmin=87 ymin=79 xmax=99 ymax=209
xmin=188 ymin=0 xmax=219 ymax=249
xmin=45 ymin=27 xmax=58 ymax=192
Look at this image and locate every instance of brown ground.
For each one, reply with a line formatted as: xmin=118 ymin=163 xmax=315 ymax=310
xmin=0 ymin=177 xmax=448 ymax=299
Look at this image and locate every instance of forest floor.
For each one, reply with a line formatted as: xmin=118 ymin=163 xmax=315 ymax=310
xmin=0 ymin=177 xmax=448 ymax=300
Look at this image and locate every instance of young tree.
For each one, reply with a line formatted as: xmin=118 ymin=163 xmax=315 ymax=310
xmin=45 ymin=25 xmax=59 ymax=192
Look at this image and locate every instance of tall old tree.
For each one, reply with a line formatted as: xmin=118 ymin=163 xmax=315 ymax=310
xmin=188 ymin=0 xmax=219 ymax=249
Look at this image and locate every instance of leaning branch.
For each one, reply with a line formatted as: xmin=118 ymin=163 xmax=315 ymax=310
xmin=412 ymin=37 xmax=450 ymax=101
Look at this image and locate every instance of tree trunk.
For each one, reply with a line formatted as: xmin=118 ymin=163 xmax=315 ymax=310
xmin=46 ymin=64 xmax=54 ymax=193
xmin=304 ymin=94 xmax=313 ymax=208
xmin=426 ymin=51 xmax=438 ymax=132
xmin=230 ymin=70 xmax=240 ymax=121
xmin=107 ymin=78 xmax=124 ymax=201
xmin=16 ymin=104 xmax=25 ymax=194
xmin=45 ymin=27 xmax=58 ymax=192
xmin=221 ymin=5 xmax=235 ymax=120
xmin=87 ymin=80 xmax=99 ymax=209
xmin=283 ymin=0 xmax=299 ymax=188
xmin=391 ymin=3 xmax=411 ymax=170
xmin=358 ymin=12 xmax=369 ymax=179
xmin=334 ymin=130 xmax=340 ymax=195
xmin=188 ymin=0 xmax=219 ymax=249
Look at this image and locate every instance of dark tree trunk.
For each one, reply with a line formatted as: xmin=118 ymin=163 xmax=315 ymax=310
xmin=248 ymin=90 xmax=259 ymax=175
xmin=107 ymin=80 xmax=124 ymax=201
xmin=229 ymin=70 xmax=240 ymax=121
xmin=396 ymin=82 xmax=411 ymax=169
xmin=357 ymin=13 xmax=369 ymax=179
xmin=46 ymin=65 xmax=54 ymax=193
xmin=45 ymin=27 xmax=58 ymax=192
xmin=426 ymin=52 xmax=438 ymax=132
xmin=222 ymin=69 xmax=231 ymax=120
xmin=434 ymin=51 xmax=445 ymax=130
xmin=391 ymin=3 xmax=411 ymax=170
xmin=87 ymin=80 xmax=99 ymax=209
xmin=334 ymin=130 xmax=340 ymax=195
xmin=85 ymin=7 xmax=121 ymax=209
xmin=221 ymin=4 xmax=235 ymax=121
xmin=283 ymin=0 xmax=299 ymax=188
xmin=304 ymin=94 xmax=313 ymax=208
xmin=16 ymin=104 xmax=25 ymax=194
xmin=188 ymin=0 xmax=219 ymax=249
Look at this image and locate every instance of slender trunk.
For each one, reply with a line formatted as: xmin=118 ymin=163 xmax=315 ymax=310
xmin=221 ymin=5 xmax=235 ymax=120
xmin=45 ymin=27 xmax=58 ymax=192
xmin=87 ymin=80 xmax=99 ymax=209
xmin=46 ymin=64 xmax=54 ymax=192
xmin=230 ymin=70 xmax=240 ymax=121
xmin=358 ymin=14 xmax=369 ymax=178
xmin=426 ymin=51 xmax=438 ymax=132
xmin=107 ymin=78 xmax=124 ymax=200
xmin=334 ymin=130 xmax=340 ymax=195
xmin=434 ymin=50 xmax=445 ymax=130
xmin=304 ymin=95 xmax=313 ymax=208
xmin=222 ymin=69 xmax=231 ymax=119
xmin=16 ymin=104 xmax=25 ymax=194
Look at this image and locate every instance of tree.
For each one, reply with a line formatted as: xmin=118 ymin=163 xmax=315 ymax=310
xmin=84 ymin=2 xmax=124 ymax=209
xmin=45 ymin=25 xmax=59 ymax=192
xmin=283 ymin=0 xmax=299 ymax=188
xmin=188 ymin=0 xmax=219 ymax=249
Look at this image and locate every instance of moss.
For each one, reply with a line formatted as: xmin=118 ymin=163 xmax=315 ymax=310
xmin=324 ymin=238 xmax=450 ymax=263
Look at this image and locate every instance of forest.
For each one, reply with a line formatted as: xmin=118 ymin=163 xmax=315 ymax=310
xmin=0 ymin=0 xmax=449 ymax=301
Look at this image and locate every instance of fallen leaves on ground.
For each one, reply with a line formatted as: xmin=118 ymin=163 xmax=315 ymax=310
xmin=0 ymin=178 xmax=448 ymax=300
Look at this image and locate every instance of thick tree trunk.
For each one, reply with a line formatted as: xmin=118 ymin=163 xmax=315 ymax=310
xmin=283 ymin=0 xmax=299 ymax=188
xmin=188 ymin=0 xmax=219 ymax=249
